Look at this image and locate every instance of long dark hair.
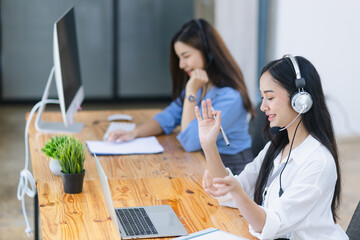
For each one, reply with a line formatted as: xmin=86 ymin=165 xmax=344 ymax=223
xmin=253 ymin=56 xmax=341 ymax=222
xmin=169 ymin=18 xmax=254 ymax=117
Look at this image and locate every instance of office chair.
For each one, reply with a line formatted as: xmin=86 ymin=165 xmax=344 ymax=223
xmin=347 ymin=201 xmax=360 ymax=240
xmin=248 ymin=102 xmax=268 ymax=157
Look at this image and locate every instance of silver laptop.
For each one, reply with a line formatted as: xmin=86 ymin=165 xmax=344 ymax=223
xmin=94 ymin=154 xmax=188 ymax=239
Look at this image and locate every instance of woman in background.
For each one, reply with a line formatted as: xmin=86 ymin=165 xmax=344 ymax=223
xmin=108 ymin=19 xmax=254 ymax=174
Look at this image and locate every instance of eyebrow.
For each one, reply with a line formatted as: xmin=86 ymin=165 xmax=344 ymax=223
xmin=180 ymin=51 xmax=189 ymax=56
xmin=259 ymin=90 xmax=274 ymax=94
xmin=264 ymin=90 xmax=274 ymax=93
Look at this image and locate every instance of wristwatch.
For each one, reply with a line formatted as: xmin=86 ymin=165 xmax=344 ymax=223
xmin=188 ymin=94 xmax=196 ymax=102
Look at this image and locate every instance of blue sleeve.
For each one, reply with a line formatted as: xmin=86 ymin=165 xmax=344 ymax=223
xmin=210 ymin=89 xmax=251 ymax=154
xmin=176 ymin=118 xmax=201 ymax=152
xmin=153 ymin=99 xmax=182 ymax=134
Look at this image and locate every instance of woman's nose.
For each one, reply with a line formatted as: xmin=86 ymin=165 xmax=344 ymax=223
xmin=260 ymin=99 xmax=267 ymax=112
xmin=179 ymin=59 xmax=185 ymax=69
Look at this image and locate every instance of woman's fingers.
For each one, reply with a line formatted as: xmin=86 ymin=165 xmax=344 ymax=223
xmin=195 ymin=106 xmax=202 ymax=121
xmin=107 ymin=130 xmax=125 ymax=142
xmin=201 ymin=100 xmax=209 ymax=119
xmin=205 ymin=186 xmax=230 ymax=197
xmin=199 ymin=99 xmax=222 ymax=123
xmin=204 ymin=176 xmax=237 ymax=197
xmin=201 ymin=99 xmax=214 ymax=119
xmin=107 ymin=130 xmax=134 ymax=143
xmin=202 ymin=170 xmax=212 ymax=189
xmin=206 ymin=99 xmax=213 ymax=119
xmin=214 ymin=176 xmax=234 ymax=186
xmin=202 ymin=170 xmax=220 ymax=193
xmin=199 ymin=70 xmax=208 ymax=83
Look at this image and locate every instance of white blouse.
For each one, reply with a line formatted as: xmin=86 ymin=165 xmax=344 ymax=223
xmin=218 ymin=135 xmax=348 ymax=240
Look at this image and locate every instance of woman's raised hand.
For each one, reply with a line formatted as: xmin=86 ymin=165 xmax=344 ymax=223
xmin=195 ymin=99 xmax=221 ymax=150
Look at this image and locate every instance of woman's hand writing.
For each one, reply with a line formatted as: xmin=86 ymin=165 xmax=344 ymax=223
xmin=107 ymin=129 xmax=137 ymax=143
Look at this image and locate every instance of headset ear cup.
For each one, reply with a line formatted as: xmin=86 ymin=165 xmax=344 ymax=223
xmin=291 ymin=91 xmax=313 ymax=113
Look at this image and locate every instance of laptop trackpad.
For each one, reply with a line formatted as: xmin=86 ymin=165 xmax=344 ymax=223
xmin=146 ymin=205 xmax=187 ymax=235
xmin=145 ymin=205 xmax=188 ymax=236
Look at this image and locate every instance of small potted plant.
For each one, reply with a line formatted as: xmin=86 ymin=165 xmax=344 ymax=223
xmin=58 ymin=136 xmax=85 ymax=194
xmin=42 ymin=135 xmax=85 ymax=194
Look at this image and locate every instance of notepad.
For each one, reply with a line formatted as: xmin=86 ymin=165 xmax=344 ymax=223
xmin=86 ymin=136 xmax=164 ymax=155
xmin=174 ymin=228 xmax=249 ymax=240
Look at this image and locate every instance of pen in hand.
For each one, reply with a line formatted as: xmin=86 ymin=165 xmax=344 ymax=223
xmin=211 ymin=107 xmax=230 ymax=146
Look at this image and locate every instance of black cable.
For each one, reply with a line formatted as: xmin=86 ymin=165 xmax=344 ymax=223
xmin=279 ymin=115 xmax=304 ymax=197
xmin=194 ymin=19 xmax=213 ymax=68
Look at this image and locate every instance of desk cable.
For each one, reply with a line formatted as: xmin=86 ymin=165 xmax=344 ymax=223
xmin=17 ymin=99 xmax=59 ymax=237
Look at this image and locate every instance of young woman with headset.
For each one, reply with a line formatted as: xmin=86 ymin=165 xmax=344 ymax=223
xmin=196 ymin=55 xmax=348 ymax=239
xmin=108 ymin=19 xmax=254 ymax=174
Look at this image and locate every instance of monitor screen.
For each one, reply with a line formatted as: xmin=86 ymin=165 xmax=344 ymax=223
xmin=54 ymin=7 xmax=84 ymax=127
xmin=56 ymin=8 xmax=81 ymax=110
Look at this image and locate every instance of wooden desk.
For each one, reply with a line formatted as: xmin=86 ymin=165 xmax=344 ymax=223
xmin=29 ymin=110 xmax=257 ymax=240
xmin=29 ymin=109 xmax=206 ymax=182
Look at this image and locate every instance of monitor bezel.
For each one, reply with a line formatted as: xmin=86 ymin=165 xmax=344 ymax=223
xmin=53 ymin=7 xmax=84 ymax=127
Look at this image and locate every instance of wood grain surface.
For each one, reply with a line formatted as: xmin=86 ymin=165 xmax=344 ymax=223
xmin=38 ymin=177 xmax=256 ymax=240
xmin=29 ymin=110 xmax=257 ymax=240
xmin=29 ymin=110 xmax=206 ymax=183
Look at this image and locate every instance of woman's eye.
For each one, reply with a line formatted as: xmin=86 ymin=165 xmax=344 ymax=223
xmin=261 ymin=96 xmax=273 ymax=101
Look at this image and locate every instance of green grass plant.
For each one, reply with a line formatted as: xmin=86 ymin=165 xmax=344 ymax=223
xmin=41 ymin=135 xmax=68 ymax=160
xmin=42 ymin=135 xmax=85 ymax=174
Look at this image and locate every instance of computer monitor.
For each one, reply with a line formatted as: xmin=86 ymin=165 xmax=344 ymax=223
xmin=35 ymin=7 xmax=84 ymax=133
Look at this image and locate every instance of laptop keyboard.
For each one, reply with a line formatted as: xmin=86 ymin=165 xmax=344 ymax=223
xmin=115 ymin=208 xmax=158 ymax=236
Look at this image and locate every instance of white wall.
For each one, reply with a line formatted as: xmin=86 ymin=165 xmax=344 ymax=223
xmin=214 ymin=0 xmax=259 ymax=104
xmin=268 ymin=0 xmax=360 ymax=137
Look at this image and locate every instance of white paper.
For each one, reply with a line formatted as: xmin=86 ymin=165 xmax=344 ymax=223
xmin=174 ymin=228 xmax=249 ymax=240
xmin=86 ymin=136 xmax=164 ymax=155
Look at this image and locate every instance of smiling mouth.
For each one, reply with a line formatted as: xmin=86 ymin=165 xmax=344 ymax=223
xmin=267 ymin=114 xmax=275 ymax=121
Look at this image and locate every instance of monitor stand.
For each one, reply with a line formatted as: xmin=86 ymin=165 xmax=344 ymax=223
xmin=35 ymin=67 xmax=84 ymax=133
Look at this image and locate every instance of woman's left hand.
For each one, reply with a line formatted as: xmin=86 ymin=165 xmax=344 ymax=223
xmin=203 ymin=171 xmax=242 ymax=197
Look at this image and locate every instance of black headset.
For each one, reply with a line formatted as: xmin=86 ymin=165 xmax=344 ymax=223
xmin=194 ymin=19 xmax=213 ymax=67
xmin=283 ymin=54 xmax=313 ymax=114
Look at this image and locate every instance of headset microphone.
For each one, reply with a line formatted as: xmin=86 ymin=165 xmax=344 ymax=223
xmin=195 ymin=19 xmax=213 ymax=68
xmin=269 ymin=106 xmax=306 ymax=135
xmin=270 ymin=126 xmax=281 ymax=135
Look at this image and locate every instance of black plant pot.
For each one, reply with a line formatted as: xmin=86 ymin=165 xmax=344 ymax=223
xmin=61 ymin=170 xmax=85 ymax=194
